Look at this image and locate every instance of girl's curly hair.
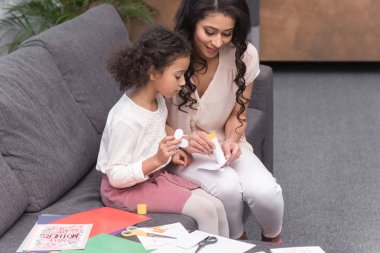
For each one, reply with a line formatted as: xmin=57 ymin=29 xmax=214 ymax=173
xmin=174 ymin=0 xmax=252 ymax=128
xmin=108 ymin=26 xmax=191 ymax=91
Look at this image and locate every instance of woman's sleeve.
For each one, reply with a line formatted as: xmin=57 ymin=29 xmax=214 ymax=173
xmin=243 ymin=43 xmax=260 ymax=86
xmin=105 ymin=119 xmax=148 ymax=188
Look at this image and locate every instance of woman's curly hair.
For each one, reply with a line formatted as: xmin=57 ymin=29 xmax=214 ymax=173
xmin=174 ymin=0 xmax=252 ymax=129
xmin=108 ymin=26 xmax=191 ymax=92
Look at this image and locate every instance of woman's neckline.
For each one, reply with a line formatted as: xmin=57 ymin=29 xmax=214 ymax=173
xmin=193 ymin=50 xmax=222 ymax=100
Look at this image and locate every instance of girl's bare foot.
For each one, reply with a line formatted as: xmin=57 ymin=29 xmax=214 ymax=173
xmin=261 ymin=234 xmax=283 ymax=243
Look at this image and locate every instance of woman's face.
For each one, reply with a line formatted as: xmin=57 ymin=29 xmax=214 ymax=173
xmin=193 ymin=12 xmax=235 ymax=60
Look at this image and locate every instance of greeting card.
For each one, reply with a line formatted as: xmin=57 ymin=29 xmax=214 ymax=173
xmin=23 ymin=224 xmax=92 ymax=251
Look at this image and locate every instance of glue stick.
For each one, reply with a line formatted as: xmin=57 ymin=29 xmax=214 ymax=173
xmin=208 ymin=133 xmax=227 ymax=165
xmin=137 ymin=203 xmax=147 ymax=215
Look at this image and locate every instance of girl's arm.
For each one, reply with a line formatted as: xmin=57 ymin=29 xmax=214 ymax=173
xmin=103 ymin=120 xmax=145 ymax=188
xmin=165 ymin=123 xmax=194 ymax=166
xmin=223 ymin=82 xmax=254 ymax=164
xmin=142 ymin=136 xmax=180 ymax=173
xmin=104 ymin=120 xmax=178 ymax=189
xmin=165 ymin=124 xmax=175 ymax=136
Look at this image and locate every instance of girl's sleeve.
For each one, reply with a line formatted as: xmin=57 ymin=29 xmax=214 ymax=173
xmin=243 ymin=43 xmax=261 ymax=86
xmin=105 ymin=119 xmax=148 ymax=188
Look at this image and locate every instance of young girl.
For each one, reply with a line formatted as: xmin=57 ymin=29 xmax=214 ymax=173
xmin=165 ymin=0 xmax=284 ymax=242
xmin=96 ymin=26 xmax=229 ymax=237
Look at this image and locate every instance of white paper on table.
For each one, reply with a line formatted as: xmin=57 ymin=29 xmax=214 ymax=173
xmin=177 ymin=230 xmax=255 ymax=253
xmin=151 ymin=245 xmax=194 ymax=253
xmin=175 ymin=230 xmax=210 ymax=249
xmin=191 ymin=154 xmax=225 ymax=171
xmin=137 ymin=222 xmax=189 ymax=250
xmin=271 ymin=246 xmax=326 ymax=253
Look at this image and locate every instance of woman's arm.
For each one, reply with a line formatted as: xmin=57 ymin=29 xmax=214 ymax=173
xmin=223 ymin=82 xmax=254 ymax=163
xmin=166 ymin=123 xmax=214 ymax=155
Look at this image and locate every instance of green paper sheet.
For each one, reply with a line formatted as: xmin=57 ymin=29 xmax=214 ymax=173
xmin=62 ymin=233 xmax=152 ymax=253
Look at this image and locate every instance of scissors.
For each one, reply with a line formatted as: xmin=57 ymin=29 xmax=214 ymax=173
xmin=120 ymin=226 xmax=176 ymax=239
xmin=194 ymin=236 xmax=218 ymax=252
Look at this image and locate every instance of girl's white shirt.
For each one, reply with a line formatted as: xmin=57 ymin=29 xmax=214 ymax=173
xmin=96 ymin=94 xmax=169 ymax=188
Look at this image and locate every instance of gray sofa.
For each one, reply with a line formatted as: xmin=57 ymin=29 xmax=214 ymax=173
xmin=0 ymin=4 xmax=273 ymax=252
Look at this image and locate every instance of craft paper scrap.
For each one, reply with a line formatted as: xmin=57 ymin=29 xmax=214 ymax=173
xmin=22 ymin=224 xmax=92 ymax=251
xmin=271 ymin=246 xmax=326 ymax=253
xmin=191 ymin=154 xmax=224 ymax=171
xmin=37 ymin=214 xmax=68 ymax=224
xmin=51 ymin=207 xmax=150 ymax=237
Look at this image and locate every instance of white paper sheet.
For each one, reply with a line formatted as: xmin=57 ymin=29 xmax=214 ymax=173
xmin=144 ymin=226 xmax=255 ymax=253
xmin=175 ymin=230 xmax=210 ymax=249
xmin=191 ymin=154 xmax=225 ymax=171
xmin=151 ymin=245 xmax=194 ymax=253
xmin=137 ymin=222 xmax=189 ymax=250
xmin=176 ymin=230 xmax=255 ymax=253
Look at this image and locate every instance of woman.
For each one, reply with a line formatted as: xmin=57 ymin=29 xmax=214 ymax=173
xmin=166 ymin=0 xmax=284 ymax=242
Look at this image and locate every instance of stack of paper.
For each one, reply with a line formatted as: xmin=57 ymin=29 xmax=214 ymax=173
xmin=50 ymin=207 xmax=150 ymax=237
xmin=130 ymin=223 xmax=255 ymax=253
xmin=16 ymin=207 xmax=150 ymax=252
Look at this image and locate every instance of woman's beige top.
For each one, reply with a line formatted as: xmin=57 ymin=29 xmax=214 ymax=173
xmin=166 ymin=43 xmax=260 ymax=150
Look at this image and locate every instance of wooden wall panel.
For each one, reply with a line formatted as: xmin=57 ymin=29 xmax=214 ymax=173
xmin=260 ymin=0 xmax=380 ymax=61
xmin=128 ymin=0 xmax=180 ymax=40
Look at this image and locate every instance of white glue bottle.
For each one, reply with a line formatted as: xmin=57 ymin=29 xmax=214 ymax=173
xmin=208 ymin=133 xmax=227 ymax=165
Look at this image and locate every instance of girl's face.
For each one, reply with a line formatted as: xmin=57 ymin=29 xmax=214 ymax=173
xmin=153 ymin=56 xmax=190 ymax=98
xmin=193 ymin=12 xmax=235 ymax=60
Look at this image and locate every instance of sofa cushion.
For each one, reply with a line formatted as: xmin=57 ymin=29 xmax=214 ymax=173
xmin=0 ymin=168 xmax=103 ymax=253
xmin=42 ymin=167 xmax=104 ymax=215
xmin=246 ymin=108 xmax=266 ymax=160
xmin=0 ymin=167 xmax=197 ymax=253
xmin=0 ymin=154 xmax=29 ymax=237
xmin=0 ymin=213 xmax=38 ymax=253
xmin=0 ymin=47 xmax=99 ymax=212
xmin=20 ymin=4 xmax=126 ymax=134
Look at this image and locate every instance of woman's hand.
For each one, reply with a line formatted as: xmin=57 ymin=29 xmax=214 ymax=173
xmin=183 ymin=131 xmax=214 ymax=155
xmin=222 ymin=140 xmax=241 ymax=165
xmin=172 ymin=149 xmax=193 ymax=167
xmin=155 ymin=136 xmax=181 ymax=165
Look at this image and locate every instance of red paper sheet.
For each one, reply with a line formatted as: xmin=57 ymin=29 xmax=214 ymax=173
xmin=51 ymin=207 xmax=150 ymax=237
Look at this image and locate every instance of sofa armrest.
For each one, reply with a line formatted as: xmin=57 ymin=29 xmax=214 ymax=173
xmin=248 ymin=64 xmax=273 ymax=173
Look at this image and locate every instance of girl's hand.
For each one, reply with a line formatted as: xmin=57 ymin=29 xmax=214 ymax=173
xmin=222 ymin=140 xmax=241 ymax=165
xmin=155 ymin=136 xmax=181 ymax=165
xmin=172 ymin=149 xmax=193 ymax=167
xmin=184 ymin=131 xmax=214 ymax=155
